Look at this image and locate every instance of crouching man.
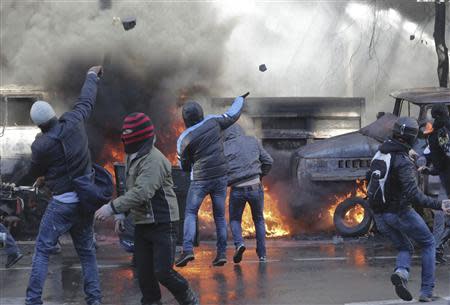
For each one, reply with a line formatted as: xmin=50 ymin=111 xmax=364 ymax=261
xmin=223 ymin=124 xmax=273 ymax=263
xmin=95 ymin=113 xmax=198 ymax=305
xmin=370 ymin=117 xmax=450 ymax=302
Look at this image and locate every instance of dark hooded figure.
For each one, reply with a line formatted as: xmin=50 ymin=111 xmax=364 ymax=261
xmin=175 ymin=93 xmax=248 ymax=268
xmin=223 ymin=124 xmax=273 ymax=263
xmin=372 ymin=117 xmax=446 ymax=302
xmin=421 ymin=104 xmax=450 ymax=264
xmin=95 ymin=113 xmax=198 ymax=305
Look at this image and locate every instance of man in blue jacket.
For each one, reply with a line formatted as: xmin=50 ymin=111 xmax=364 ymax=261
xmin=175 ymin=93 xmax=247 ymax=267
xmin=223 ymin=124 xmax=273 ymax=263
xmin=25 ymin=66 xmax=103 ymax=305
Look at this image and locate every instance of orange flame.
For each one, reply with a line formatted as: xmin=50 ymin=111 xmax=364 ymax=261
xmin=198 ymin=186 xmax=290 ymax=238
xmin=99 ymin=139 xmax=125 ymax=181
xmin=99 ymin=106 xmax=290 ymax=238
xmin=157 ymin=107 xmax=185 ymax=165
xmin=326 ymin=179 xmax=367 ymax=226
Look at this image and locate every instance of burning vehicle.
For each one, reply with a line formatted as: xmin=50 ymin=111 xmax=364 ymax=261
xmin=292 ymin=87 xmax=450 ymax=237
xmin=2 ymin=86 xmax=449 ymax=240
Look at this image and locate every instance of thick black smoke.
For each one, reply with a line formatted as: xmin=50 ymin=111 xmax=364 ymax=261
xmin=0 ymin=1 xmax=235 ymax=158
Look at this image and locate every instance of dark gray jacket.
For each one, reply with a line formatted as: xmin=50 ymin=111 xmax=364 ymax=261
xmin=379 ymin=138 xmax=441 ymax=212
xmin=176 ymin=96 xmax=244 ymax=181
xmin=223 ymin=124 xmax=273 ymax=186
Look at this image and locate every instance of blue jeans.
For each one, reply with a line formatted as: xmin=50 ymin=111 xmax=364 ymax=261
xmin=374 ymin=209 xmax=436 ymax=297
xmin=229 ymin=185 xmax=266 ymax=257
xmin=25 ymin=200 xmax=101 ymax=305
xmin=433 ymin=210 xmax=450 ymax=256
xmin=183 ymin=176 xmax=227 ymax=255
xmin=0 ymin=223 xmax=20 ymax=256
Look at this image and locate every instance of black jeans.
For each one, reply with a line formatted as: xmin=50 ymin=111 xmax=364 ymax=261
xmin=135 ymin=222 xmax=189 ymax=304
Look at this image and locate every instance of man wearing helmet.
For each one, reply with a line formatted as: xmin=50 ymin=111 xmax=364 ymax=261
xmin=372 ymin=117 xmax=450 ymax=302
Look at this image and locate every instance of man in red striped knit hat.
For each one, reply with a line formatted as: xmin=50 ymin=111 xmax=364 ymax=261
xmin=95 ymin=113 xmax=198 ymax=305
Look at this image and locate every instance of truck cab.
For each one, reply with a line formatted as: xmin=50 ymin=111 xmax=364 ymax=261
xmin=292 ymin=87 xmax=450 ymax=237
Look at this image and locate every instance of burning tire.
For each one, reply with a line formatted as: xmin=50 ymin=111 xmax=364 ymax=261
xmin=333 ymin=197 xmax=372 ymax=237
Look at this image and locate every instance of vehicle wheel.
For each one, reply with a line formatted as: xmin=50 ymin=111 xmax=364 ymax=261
xmin=333 ymin=197 xmax=373 ymax=237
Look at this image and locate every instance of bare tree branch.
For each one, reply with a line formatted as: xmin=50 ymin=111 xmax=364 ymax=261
xmin=433 ymin=0 xmax=448 ymax=87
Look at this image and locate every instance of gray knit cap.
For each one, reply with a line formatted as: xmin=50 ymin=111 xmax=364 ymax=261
xmin=30 ymin=100 xmax=56 ymax=126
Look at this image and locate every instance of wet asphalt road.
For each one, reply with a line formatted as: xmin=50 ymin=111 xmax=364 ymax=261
xmin=1 ymin=239 xmax=449 ymax=305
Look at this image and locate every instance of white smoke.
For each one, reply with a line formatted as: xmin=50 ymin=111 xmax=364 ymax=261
xmin=212 ymin=1 xmax=444 ymax=124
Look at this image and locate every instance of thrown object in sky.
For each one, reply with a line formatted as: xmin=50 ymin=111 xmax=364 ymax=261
xmin=410 ymin=34 xmax=415 ymax=41
xmin=112 ymin=16 xmax=137 ymax=31
xmin=259 ymin=64 xmax=267 ymax=72
xmin=121 ymin=17 xmax=137 ymax=31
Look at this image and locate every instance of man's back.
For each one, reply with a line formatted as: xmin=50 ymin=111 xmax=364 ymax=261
xmin=223 ymin=124 xmax=273 ymax=186
xmin=379 ymin=138 xmax=440 ymax=211
xmin=29 ymin=72 xmax=99 ymax=194
xmin=179 ymin=117 xmax=228 ymax=180
xmin=177 ymin=96 xmax=245 ymax=181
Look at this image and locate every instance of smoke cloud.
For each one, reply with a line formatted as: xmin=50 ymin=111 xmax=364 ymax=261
xmin=0 ymin=1 xmax=235 ymax=157
xmin=1 ymin=1 xmax=447 ymax=235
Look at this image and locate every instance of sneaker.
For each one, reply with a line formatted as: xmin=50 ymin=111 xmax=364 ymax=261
xmin=418 ymin=295 xmax=441 ymax=302
xmin=212 ymin=253 xmax=227 ymax=266
xmin=259 ymin=256 xmax=267 ymax=262
xmin=233 ymin=245 xmax=246 ymax=264
xmin=175 ymin=252 xmax=195 ymax=267
xmin=5 ymin=253 xmax=24 ymax=268
xmin=390 ymin=272 xmax=412 ymax=301
xmin=175 ymin=287 xmax=199 ymax=305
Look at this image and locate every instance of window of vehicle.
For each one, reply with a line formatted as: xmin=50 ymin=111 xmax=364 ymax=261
xmin=0 ymin=96 xmax=37 ymax=126
xmin=399 ymin=101 xmax=421 ymax=119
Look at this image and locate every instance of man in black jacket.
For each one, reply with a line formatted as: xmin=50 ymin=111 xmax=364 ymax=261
xmin=372 ymin=117 xmax=449 ymax=302
xmin=223 ymin=124 xmax=273 ymax=263
xmin=175 ymin=94 xmax=246 ymax=267
xmin=421 ymin=104 xmax=450 ymax=264
xmin=25 ymin=66 xmax=103 ymax=305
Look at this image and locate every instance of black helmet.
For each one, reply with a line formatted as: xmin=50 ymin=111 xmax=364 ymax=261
xmin=182 ymin=101 xmax=204 ymax=128
xmin=393 ymin=117 xmax=419 ymax=146
xmin=431 ymin=104 xmax=449 ymax=119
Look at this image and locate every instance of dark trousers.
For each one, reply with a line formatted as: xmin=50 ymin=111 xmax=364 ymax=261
xmin=374 ymin=209 xmax=436 ymax=297
xmin=135 ymin=222 xmax=189 ymax=304
xmin=434 ymin=174 xmax=450 ymax=255
xmin=183 ymin=176 xmax=228 ymax=255
xmin=26 ymin=200 xmax=101 ymax=305
xmin=229 ymin=184 xmax=266 ymax=257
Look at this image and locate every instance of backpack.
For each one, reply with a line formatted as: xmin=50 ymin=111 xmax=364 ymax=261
xmin=47 ymin=133 xmax=113 ymax=213
xmin=367 ymin=151 xmax=394 ymax=212
xmin=436 ymin=126 xmax=450 ymax=158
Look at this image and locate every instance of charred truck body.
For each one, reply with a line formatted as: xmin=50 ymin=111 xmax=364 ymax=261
xmin=292 ymin=88 xmax=450 ymax=236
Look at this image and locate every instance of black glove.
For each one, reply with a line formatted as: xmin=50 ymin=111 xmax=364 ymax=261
xmin=241 ymin=92 xmax=250 ymax=98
